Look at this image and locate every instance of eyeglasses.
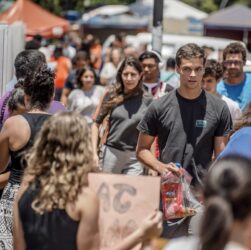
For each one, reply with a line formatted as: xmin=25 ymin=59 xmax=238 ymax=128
xmin=180 ymin=67 xmax=204 ymax=76
xmin=142 ymin=64 xmax=157 ymax=69
xmin=223 ymin=60 xmax=243 ymax=66
xmin=122 ymin=73 xmax=139 ymax=79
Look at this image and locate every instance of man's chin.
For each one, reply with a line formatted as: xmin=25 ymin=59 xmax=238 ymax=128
xmin=228 ymin=71 xmax=242 ymax=78
xmin=143 ymin=76 xmax=154 ymax=82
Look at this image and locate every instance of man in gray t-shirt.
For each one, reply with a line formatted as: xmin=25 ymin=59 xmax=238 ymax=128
xmin=136 ymin=43 xmax=232 ymax=239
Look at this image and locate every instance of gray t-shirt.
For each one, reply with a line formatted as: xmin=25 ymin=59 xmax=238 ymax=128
xmin=68 ymin=85 xmax=105 ymax=124
xmin=96 ymin=93 xmax=152 ymax=151
xmin=137 ymin=90 xmax=232 ymax=185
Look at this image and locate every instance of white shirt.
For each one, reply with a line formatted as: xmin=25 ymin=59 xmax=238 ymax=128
xmin=221 ymin=95 xmax=242 ymax=121
xmin=67 ymin=85 xmax=105 ymax=124
xmin=100 ymin=62 xmax=117 ymax=85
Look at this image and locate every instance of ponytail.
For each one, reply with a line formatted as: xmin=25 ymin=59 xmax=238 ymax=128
xmin=200 ymin=196 xmax=233 ymax=250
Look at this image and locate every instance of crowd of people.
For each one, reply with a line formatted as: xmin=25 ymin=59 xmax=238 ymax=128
xmin=0 ymin=31 xmax=251 ymax=250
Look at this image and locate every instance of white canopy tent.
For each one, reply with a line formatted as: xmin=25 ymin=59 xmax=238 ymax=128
xmin=82 ymin=5 xmax=130 ymax=21
xmin=130 ymin=0 xmax=208 ymax=34
xmin=130 ymin=0 xmax=207 ymax=19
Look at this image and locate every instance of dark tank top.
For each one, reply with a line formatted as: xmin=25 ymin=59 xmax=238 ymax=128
xmin=9 ymin=113 xmax=50 ymax=184
xmin=19 ymin=183 xmax=79 ymax=250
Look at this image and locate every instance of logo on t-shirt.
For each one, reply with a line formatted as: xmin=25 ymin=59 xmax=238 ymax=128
xmin=195 ymin=120 xmax=207 ymax=128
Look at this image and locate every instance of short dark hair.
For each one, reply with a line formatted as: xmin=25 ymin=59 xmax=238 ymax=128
xmin=53 ymin=45 xmax=63 ymax=59
xmin=176 ymin=43 xmax=205 ymax=67
xmin=25 ymin=40 xmax=41 ymax=50
xmin=203 ymin=59 xmax=223 ymax=81
xmin=14 ymin=50 xmax=46 ymax=80
xmin=223 ymin=42 xmax=246 ymax=63
xmin=138 ymin=51 xmax=161 ymax=63
xmin=166 ymin=57 xmax=176 ymax=69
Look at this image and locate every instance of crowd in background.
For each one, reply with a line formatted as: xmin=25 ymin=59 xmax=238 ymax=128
xmin=0 ymin=29 xmax=251 ymax=250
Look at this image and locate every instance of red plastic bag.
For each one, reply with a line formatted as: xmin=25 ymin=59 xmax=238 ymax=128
xmin=161 ymin=168 xmax=197 ymax=220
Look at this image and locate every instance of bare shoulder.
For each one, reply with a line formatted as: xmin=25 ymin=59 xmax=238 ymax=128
xmin=76 ymin=186 xmax=100 ymax=250
xmin=4 ymin=115 xmax=29 ymax=131
xmin=1 ymin=115 xmax=27 ymax=138
xmin=76 ymin=186 xmax=99 ymax=212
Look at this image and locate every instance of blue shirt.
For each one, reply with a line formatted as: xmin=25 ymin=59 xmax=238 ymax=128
xmin=217 ymin=73 xmax=251 ymax=110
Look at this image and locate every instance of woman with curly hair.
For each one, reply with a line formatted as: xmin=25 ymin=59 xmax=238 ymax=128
xmin=92 ymin=57 xmax=152 ymax=175
xmin=67 ymin=67 xmax=105 ymax=124
xmin=0 ymin=65 xmax=54 ymax=249
xmin=13 ymin=112 xmax=162 ymax=250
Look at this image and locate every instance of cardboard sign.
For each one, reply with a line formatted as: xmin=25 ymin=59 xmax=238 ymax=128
xmin=88 ymin=173 xmax=161 ymax=250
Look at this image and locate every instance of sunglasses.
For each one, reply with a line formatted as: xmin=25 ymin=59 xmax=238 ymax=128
xmin=223 ymin=60 xmax=243 ymax=66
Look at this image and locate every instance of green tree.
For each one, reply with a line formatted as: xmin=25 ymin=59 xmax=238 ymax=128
xmin=201 ymin=0 xmax=218 ymax=12
xmin=33 ymin=0 xmax=136 ymax=15
xmin=34 ymin=0 xmax=62 ymax=15
xmin=29 ymin=0 xmax=251 ymax=15
xmin=181 ymin=0 xmax=251 ymax=13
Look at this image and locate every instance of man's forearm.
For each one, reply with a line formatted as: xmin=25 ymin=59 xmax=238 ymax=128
xmin=136 ymin=148 xmax=166 ymax=174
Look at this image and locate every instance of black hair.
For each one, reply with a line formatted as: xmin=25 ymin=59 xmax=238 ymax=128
xmin=33 ymin=34 xmax=43 ymax=43
xmin=76 ymin=67 xmax=96 ymax=88
xmin=166 ymin=57 xmax=176 ymax=69
xmin=14 ymin=50 xmax=46 ymax=80
xmin=200 ymin=155 xmax=251 ymax=250
xmin=138 ymin=51 xmax=161 ymax=63
xmin=53 ymin=45 xmax=63 ymax=59
xmin=20 ymin=64 xmax=55 ymax=110
xmin=25 ymin=40 xmax=41 ymax=50
xmin=203 ymin=59 xmax=223 ymax=81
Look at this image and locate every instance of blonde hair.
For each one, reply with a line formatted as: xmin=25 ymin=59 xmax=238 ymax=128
xmin=25 ymin=112 xmax=94 ymax=214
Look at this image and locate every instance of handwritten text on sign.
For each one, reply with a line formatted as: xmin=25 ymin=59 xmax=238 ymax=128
xmin=88 ymin=173 xmax=160 ymax=250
